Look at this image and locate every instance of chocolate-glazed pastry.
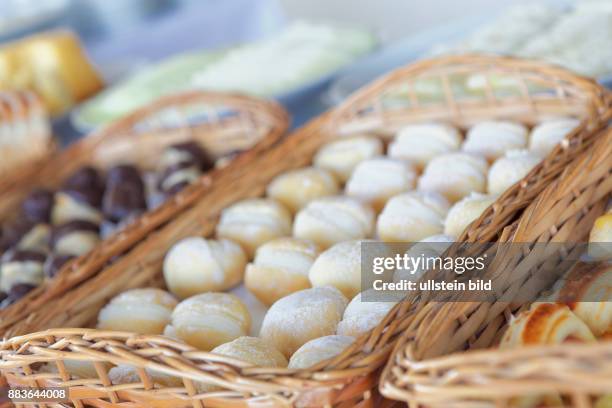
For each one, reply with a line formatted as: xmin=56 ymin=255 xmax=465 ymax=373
xmin=17 ymin=223 xmax=51 ymax=252
xmin=0 ymin=217 xmax=34 ymax=252
xmin=102 ymin=165 xmax=147 ymax=223
xmin=157 ymin=161 xmax=202 ymax=195
xmin=22 ymin=189 xmax=54 ymax=223
xmin=51 ymin=220 xmax=100 ymax=256
xmin=44 ymin=254 xmax=75 ymax=278
xmin=159 ymin=142 xmax=214 ymax=171
xmin=0 ymin=249 xmax=46 ymax=292
xmin=51 ymin=192 xmax=103 ymax=225
xmin=62 ymin=166 xmax=105 ymax=207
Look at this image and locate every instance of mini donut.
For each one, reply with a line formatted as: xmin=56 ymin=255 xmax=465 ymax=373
xmin=530 ymin=118 xmax=580 ymax=155
xmin=388 ymin=123 xmax=462 ymax=169
xmin=444 ymin=192 xmax=497 ymax=238
xmin=462 ymin=121 xmax=528 ymax=161
xmin=266 ymin=167 xmax=339 ymax=213
xmin=288 ymin=335 xmax=354 ymax=369
xmin=487 ymin=150 xmax=542 ymax=195
xmin=337 ymin=289 xmax=397 ymax=338
xmin=313 ymin=135 xmax=383 ymax=182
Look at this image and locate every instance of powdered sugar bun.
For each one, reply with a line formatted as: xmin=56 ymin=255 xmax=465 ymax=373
xmin=388 ymin=123 xmax=462 ymax=169
xmin=462 ymin=121 xmax=528 ymax=161
xmin=259 ymin=286 xmax=348 ymax=357
xmin=267 ymin=167 xmax=339 ymax=213
xmin=293 ymin=196 xmax=375 ymax=249
xmin=337 ymin=289 xmax=397 ymax=338
xmin=530 ymin=118 xmax=580 ymax=155
xmin=345 ymin=157 xmax=417 ymax=211
xmin=444 ymin=192 xmax=497 ymax=238
xmin=211 ymin=336 xmax=287 ymax=367
xmin=376 ymin=191 xmax=450 ymax=242
xmin=288 ymin=335 xmax=354 ymax=369
xmin=313 ymin=135 xmax=383 ymax=182
xmin=487 ymin=149 xmax=541 ymax=195
xmin=418 ymin=152 xmax=488 ymax=203
xmin=308 ymin=240 xmax=363 ymax=299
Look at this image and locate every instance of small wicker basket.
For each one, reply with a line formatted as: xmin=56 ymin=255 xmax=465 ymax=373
xmin=0 ymin=56 xmax=610 ymax=408
xmin=380 ymin=128 xmax=612 ymax=408
xmin=0 ymin=91 xmax=289 ymax=335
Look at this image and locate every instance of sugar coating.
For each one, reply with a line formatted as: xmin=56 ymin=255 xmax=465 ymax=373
xmin=337 ymin=289 xmax=397 ymax=338
xmin=530 ymin=118 xmax=580 ymax=155
xmin=589 ymin=212 xmax=612 ymax=260
xmin=109 ymin=364 xmax=182 ymax=387
xmin=163 ymin=237 xmax=247 ymax=299
xmin=211 ymin=336 xmax=287 ymax=367
xmin=487 ymin=149 xmax=542 ymax=195
xmin=389 ymin=123 xmax=462 ymax=169
xmin=444 ymin=192 xmax=497 ymax=238
xmin=462 ymin=121 xmax=528 ymax=160
xmin=308 ymin=240 xmax=363 ymax=299
xmin=260 ymin=286 xmax=348 ymax=357
xmin=216 ymin=198 xmax=292 ymax=258
xmin=418 ymin=152 xmax=488 ymax=203
xmin=313 ymin=135 xmax=383 ymax=182
xmin=171 ymin=292 xmax=251 ymax=351
xmin=51 ymin=192 xmax=102 ymax=225
xmin=345 ymin=157 xmax=417 ymax=211
xmin=267 ymin=167 xmax=339 ymax=212
xmin=376 ymin=191 xmax=450 ymax=242
xmin=293 ymin=196 xmax=375 ymax=249
xmin=245 ymin=237 xmax=319 ymax=306
xmin=288 ymin=335 xmax=354 ymax=369
xmin=393 ymin=234 xmax=455 ymax=282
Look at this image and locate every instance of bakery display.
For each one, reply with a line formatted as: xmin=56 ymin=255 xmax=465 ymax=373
xmin=288 ymin=335 xmax=354 ymax=369
xmin=462 ymin=121 xmax=528 ymax=161
xmin=267 ymin=167 xmax=339 ymax=213
xmin=313 ymin=135 xmax=383 ymax=182
xmin=487 ymin=150 xmax=541 ymax=195
xmin=443 ymin=192 xmax=497 ymax=238
xmin=388 ymin=123 xmax=462 ymax=169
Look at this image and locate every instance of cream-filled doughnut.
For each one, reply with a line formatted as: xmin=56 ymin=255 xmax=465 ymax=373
xmin=266 ymin=167 xmax=339 ymax=212
xmin=337 ymin=289 xmax=397 ymax=338
xmin=245 ymin=237 xmax=318 ymax=306
xmin=288 ymin=335 xmax=354 ymax=369
xmin=530 ymin=118 xmax=580 ymax=155
xmin=171 ymin=292 xmax=251 ymax=351
xmin=97 ymin=288 xmax=178 ymax=335
xmin=487 ymin=150 xmax=541 ymax=195
xmin=293 ymin=196 xmax=374 ymax=249
xmin=443 ymin=192 xmax=497 ymax=238
xmin=388 ymin=123 xmax=462 ymax=169
xmin=216 ymin=198 xmax=292 ymax=258
xmin=211 ymin=336 xmax=287 ymax=367
xmin=376 ymin=191 xmax=450 ymax=242
xmin=345 ymin=157 xmax=417 ymax=211
xmin=163 ymin=237 xmax=247 ymax=299
xmin=462 ymin=121 xmax=528 ymax=161
xmin=313 ymin=135 xmax=383 ymax=182
xmin=589 ymin=212 xmax=612 ymax=261
xmin=418 ymin=152 xmax=488 ymax=203
xmin=308 ymin=240 xmax=363 ymax=299
xmin=260 ymin=286 xmax=348 ymax=357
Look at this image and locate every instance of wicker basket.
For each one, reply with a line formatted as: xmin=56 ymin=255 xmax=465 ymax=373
xmin=380 ymin=128 xmax=612 ymax=408
xmin=0 ymin=91 xmax=289 ymax=335
xmin=0 ymin=55 xmax=610 ymax=408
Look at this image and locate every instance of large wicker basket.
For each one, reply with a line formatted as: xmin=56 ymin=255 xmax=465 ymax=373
xmin=0 ymin=91 xmax=289 ymax=335
xmin=380 ymin=128 xmax=612 ymax=408
xmin=0 ymin=55 xmax=610 ymax=408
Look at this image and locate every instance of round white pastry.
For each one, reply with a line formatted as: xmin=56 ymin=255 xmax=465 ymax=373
xmin=308 ymin=240 xmax=364 ymax=299
xmin=376 ymin=191 xmax=450 ymax=242
xmin=171 ymin=292 xmax=251 ymax=351
xmin=313 ymin=135 xmax=383 ymax=182
xmin=393 ymin=234 xmax=455 ymax=282
xmin=462 ymin=121 xmax=528 ymax=161
xmin=337 ymin=289 xmax=397 ymax=338
xmin=345 ymin=157 xmax=417 ymax=211
xmin=388 ymin=123 xmax=462 ymax=169
xmin=444 ymin=192 xmax=497 ymax=238
xmin=216 ymin=198 xmax=292 ymax=258
xmin=530 ymin=118 xmax=580 ymax=155
xmin=163 ymin=237 xmax=247 ymax=299
xmin=288 ymin=335 xmax=354 ymax=369
xmin=51 ymin=192 xmax=102 ymax=225
xmin=293 ymin=196 xmax=375 ymax=249
xmin=589 ymin=212 xmax=612 ymax=260
xmin=259 ymin=286 xmax=348 ymax=357
xmin=245 ymin=237 xmax=319 ymax=306
xmin=418 ymin=152 xmax=488 ymax=203
xmin=211 ymin=336 xmax=288 ymax=367
xmin=97 ymin=288 xmax=178 ymax=335
xmin=487 ymin=149 xmax=542 ymax=195
xmin=266 ymin=167 xmax=339 ymax=213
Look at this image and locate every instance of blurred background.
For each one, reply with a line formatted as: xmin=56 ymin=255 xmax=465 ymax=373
xmin=0 ymin=0 xmax=610 ymax=142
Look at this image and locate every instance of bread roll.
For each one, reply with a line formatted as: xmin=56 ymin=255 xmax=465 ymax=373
xmin=376 ymin=191 xmax=450 ymax=242
xmin=462 ymin=121 xmax=528 ymax=160
xmin=530 ymin=118 xmax=580 ymax=155
xmin=393 ymin=234 xmax=455 ymax=282
xmin=267 ymin=167 xmax=339 ymax=212
xmin=487 ymin=150 xmax=541 ymax=195
xmin=293 ymin=196 xmax=374 ymax=249
xmin=308 ymin=240 xmax=363 ymax=299
xmin=418 ymin=152 xmax=488 ymax=203
xmin=216 ymin=198 xmax=292 ymax=258
xmin=97 ymin=288 xmax=178 ymax=335
xmin=163 ymin=237 xmax=247 ymax=299
xmin=171 ymin=292 xmax=251 ymax=351
xmin=313 ymin=136 xmax=383 ymax=182
xmin=589 ymin=212 xmax=612 ymax=261
xmin=211 ymin=336 xmax=287 ymax=367
xmin=345 ymin=157 xmax=417 ymax=211
xmin=444 ymin=192 xmax=497 ymax=238
xmin=260 ymin=286 xmax=348 ymax=357
xmin=388 ymin=123 xmax=462 ymax=169
xmin=337 ymin=289 xmax=397 ymax=338
xmin=245 ymin=237 xmax=318 ymax=306
xmin=288 ymin=335 xmax=354 ymax=369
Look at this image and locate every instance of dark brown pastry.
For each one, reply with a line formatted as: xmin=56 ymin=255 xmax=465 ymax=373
xmin=102 ymin=165 xmax=146 ymax=223
xmin=0 ymin=217 xmax=34 ymax=251
xmin=22 ymin=188 xmax=54 ymax=223
xmin=61 ymin=166 xmax=105 ymax=208
xmin=166 ymin=142 xmax=214 ymax=170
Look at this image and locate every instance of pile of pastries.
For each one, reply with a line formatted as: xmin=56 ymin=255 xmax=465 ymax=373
xmin=0 ymin=142 xmax=216 ymax=307
xmin=92 ymin=117 xmax=582 ymax=385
